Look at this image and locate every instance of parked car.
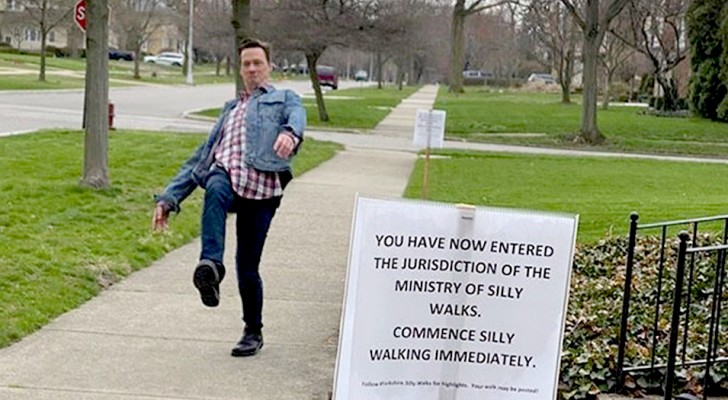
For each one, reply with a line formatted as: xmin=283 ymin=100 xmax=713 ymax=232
xmin=109 ymin=48 xmax=134 ymax=61
xmin=143 ymin=52 xmax=184 ymax=67
xmin=316 ymin=65 xmax=338 ymax=89
xmin=462 ymin=70 xmax=493 ymax=85
xmin=527 ymin=73 xmax=556 ymax=84
xmin=354 ymin=69 xmax=368 ymax=81
xmin=283 ymin=63 xmax=308 ymax=74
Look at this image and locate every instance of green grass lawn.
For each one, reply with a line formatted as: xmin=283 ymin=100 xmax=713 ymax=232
xmin=0 ymin=52 xmax=237 ymax=88
xmin=404 ymin=150 xmax=728 ymax=243
xmin=304 ymin=85 xmax=420 ymax=129
xmin=196 ymin=85 xmax=421 ymax=130
xmin=0 ymin=52 xmax=89 ymax=71
xmin=0 ymin=73 xmax=87 ymax=90
xmin=0 ymin=130 xmax=341 ymax=349
xmin=437 ymin=87 xmax=728 ymax=157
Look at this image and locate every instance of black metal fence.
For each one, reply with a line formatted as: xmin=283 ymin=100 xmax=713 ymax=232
xmin=615 ymin=213 xmax=728 ymax=400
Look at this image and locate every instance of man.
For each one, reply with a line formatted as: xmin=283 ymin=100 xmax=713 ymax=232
xmin=152 ymin=39 xmax=305 ymax=357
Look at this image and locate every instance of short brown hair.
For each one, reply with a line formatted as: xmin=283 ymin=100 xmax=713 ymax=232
xmin=238 ymin=38 xmax=271 ymax=63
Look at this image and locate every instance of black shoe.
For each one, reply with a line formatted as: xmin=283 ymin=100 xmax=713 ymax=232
xmin=231 ymin=331 xmax=264 ymax=357
xmin=193 ymin=260 xmax=224 ymax=307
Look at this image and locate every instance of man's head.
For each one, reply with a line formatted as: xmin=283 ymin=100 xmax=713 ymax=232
xmin=239 ymin=39 xmax=271 ymax=93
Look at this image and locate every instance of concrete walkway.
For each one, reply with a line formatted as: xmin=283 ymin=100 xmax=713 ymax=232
xmin=371 ymin=84 xmax=439 ymax=137
xmin=0 ymin=86 xmax=435 ymax=399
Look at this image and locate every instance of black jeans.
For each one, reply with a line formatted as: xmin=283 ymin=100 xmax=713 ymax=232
xmin=200 ymin=167 xmax=281 ymax=332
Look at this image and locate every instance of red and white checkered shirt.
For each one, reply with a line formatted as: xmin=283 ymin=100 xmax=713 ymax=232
xmin=214 ymin=94 xmax=283 ymax=199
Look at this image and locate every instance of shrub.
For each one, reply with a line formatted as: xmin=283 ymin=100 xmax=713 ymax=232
xmin=562 ymin=234 xmax=728 ymax=399
xmin=638 ymin=73 xmax=655 ymax=96
xmin=686 ymin=0 xmax=728 ymax=120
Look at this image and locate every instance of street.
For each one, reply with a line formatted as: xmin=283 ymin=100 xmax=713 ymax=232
xmin=0 ymin=80 xmax=368 ymax=136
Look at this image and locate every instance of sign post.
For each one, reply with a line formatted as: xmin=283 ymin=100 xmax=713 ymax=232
xmin=73 ymin=0 xmax=86 ymax=32
xmin=413 ymin=109 xmax=446 ymax=199
xmin=334 ymin=196 xmax=579 ymax=400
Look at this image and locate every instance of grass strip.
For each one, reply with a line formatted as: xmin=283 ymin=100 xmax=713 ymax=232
xmin=436 ymin=87 xmax=728 ymax=158
xmin=404 ymin=150 xmax=728 ymax=243
xmin=195 ymin=85 xmax=421 ymax=130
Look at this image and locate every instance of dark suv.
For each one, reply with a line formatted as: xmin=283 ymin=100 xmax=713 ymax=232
xmin=109 ymin=48 xmax=134 ymax=61
xmin=316 ymin=65 xmax=338 ymax=90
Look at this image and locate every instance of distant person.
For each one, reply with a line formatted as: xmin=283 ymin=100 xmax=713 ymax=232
xmin=152 ymin=38 xmax=306 ymax=357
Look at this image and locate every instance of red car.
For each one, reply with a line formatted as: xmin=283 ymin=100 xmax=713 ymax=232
xmin=316 ymin=65 xmax=338 ymax=90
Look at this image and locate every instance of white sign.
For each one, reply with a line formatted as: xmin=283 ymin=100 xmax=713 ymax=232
xmin=413 ymin=109 xmax=446 ymax=148
xmin=334 ymin=196 xmax=578 ymax=400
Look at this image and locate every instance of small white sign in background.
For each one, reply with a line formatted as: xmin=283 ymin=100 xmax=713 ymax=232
xmin=413 ymin=109 xmax=446 ymax=148
xmin=334 ymin=196 xmax=579 ymax=400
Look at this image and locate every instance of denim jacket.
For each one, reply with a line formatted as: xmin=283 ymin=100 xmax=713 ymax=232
xmin=155 ymin=85 xmax=306 ymax=212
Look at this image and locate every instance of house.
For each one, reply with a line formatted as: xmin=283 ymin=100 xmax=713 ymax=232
xmin=0 ymin=0 xmax=71 ymax=51
xmin=0 ymin=0 xmax=182 ymax=56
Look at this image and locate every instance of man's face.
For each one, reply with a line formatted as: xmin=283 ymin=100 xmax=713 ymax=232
xmin=240 ymin=47 xmax=271 ymax=93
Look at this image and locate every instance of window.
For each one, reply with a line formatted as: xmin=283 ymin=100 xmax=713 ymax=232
xmin=49 ymin=31 xmax=55 ymax=42
xmin=6 ymin=0 xmax=16 ymax=10
xmin=24 ymin=29 xmax=40 ymax=42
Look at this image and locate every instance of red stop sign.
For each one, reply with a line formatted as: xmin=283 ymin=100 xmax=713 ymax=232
xmin=74 ymin=0 xmax=86 ymax=32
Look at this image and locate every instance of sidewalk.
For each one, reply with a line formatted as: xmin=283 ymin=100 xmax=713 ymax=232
xmin=0 ymin=86 xmax=436 ymax=399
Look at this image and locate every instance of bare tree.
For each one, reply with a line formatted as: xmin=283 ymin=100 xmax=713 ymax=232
xmin=358 ymin=0 xmax=425 ymax=89
xmin=449 ymin=0 xmax=512 ymax=93
xmin=257 ymin=0 xmax=363 ymax=122
xmin=488 ymin=3 xmax=525 ymax=84
xmin=524 ymin=0 xmax=579 ymax=103
xmin=82 ymin=0 xmax=110 ymax=188
xmin=407 ymin=3 xmax=451 ymax=84
xmin=22 ymin=0 xmax=74 ymax=81
xmin=196 ymin=0 xmax=234 ymax=75
xmin=110 ymin=0 xmax=165 ymax=79
xmin=6 ymin=17 xmax=30 ymax=49
xmin=560 ymin=0 xmax=631 ymax=144
xmin=615 ymin=0 xmax=689 ymax=111
xmin=599 ymin=29 xmax=633 ymax=109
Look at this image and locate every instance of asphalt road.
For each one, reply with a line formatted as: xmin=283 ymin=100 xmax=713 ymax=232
xmin=0 ymin=80 xmax=369 ymax=136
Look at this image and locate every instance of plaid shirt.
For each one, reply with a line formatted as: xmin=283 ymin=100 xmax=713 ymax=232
xmin=214 ymin=93 xmax=283 ymax=199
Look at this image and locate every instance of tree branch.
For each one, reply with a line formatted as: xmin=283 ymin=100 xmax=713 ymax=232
xmin=558 ymin=0 xmax=585 ymax=31
xmin=466 ymin=0 xmax=517 ymax=16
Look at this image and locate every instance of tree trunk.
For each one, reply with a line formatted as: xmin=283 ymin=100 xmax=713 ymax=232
xmin=376 ymin=51 xmax=383 ymax=89
xmin=655 ymin=73 xmax=678 ymax=111
xmin=216 ymin=58 xmax=222 ymax=76
xmin=561 ymin=20 xmax=578 ymax=104
xmin=305 ymin=51 xmax=328 ymax=122
xmin=602 ymin=70 xmax=614 ymax=110
xmin=68 ymin=25 xmax=82 ymax=58
xmin=39 ymin=22 xmax=47 ymax=82
xmin=82 ymin=0 xmax=110 ymax=189
xmin=133 ymin=48 xmax=141 ymax=79
xmin=559 ymin=51 xmax=574 ymax=103
xmin=397 ymin=63 xmax=404 ymax=91
xmin=449 ymin=0 xmax=466 ymax=93
xmin=578 ymin=0 xmax=605 ymax=144
xmin=231 ymin=0 xmax=251 ymax=95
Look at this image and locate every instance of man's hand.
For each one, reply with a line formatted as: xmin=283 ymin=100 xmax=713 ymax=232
xmin=152 ymin=202 xmax=170 ymax=232
xmin=273 ymin=132 xmax=297 ymax=159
